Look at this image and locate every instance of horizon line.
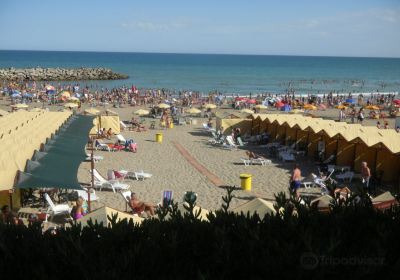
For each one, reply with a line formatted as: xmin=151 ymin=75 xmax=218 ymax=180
xmin=1 ymin=49 xmax=399 ymax=60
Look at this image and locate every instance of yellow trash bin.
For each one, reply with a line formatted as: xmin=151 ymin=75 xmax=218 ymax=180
xmin=240 ymin=174 xmax=252 ymax=191
xmin=169 ymin=122 xmax=174 ymax=129
xmin=156 ymin=133 xmax=163 ymax=143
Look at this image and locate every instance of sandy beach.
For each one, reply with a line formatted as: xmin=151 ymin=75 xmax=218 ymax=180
xmin=1 ymin=98 xmax=398 ymax=211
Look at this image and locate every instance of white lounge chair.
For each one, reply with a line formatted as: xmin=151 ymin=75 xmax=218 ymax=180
xmin=120 ymin=121 xmax=127 ymax=131
xmin=116 ymin=134 xmax=127 ymax=143
xmin=241 ymin=158 xmax=252 ymax=166
xmin=118 ymin=170 xmax=152 ymax=181
xmin=44 ymin=193 xmax=71 ymax=222
xmin=90 ymin=169 xmax=129 ymax=193
xmin=95 ymin=139 xmax=112 ymax=152
xmin=85 ymin=152 xmax=104 ymax=162
xmin=120 ymin=190 xmax=132 ymax=212
xmin=76 ymin=188 xmax=99 ymax=202
xmin=223 ymin=136 xmax=238 ymax=150
xmin=252 ymin=158 xmax=272 ymax=165
xmin=279 ymin=151 xmax=295 ymax=162
xmin=335 ymin=171 xmax=354 ymax=183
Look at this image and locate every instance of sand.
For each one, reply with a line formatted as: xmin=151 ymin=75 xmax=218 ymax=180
xmin=0 ymin=98 xmax=397 ymax=212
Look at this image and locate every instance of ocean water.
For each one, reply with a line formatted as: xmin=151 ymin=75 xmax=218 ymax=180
xmin=0 ymin=50 xmax=399 ymax=95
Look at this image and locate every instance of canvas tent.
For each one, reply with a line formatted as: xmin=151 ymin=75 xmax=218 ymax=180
xmin=233 ymin=198 xmax=276 ymax=217
xmin=17 ymin=115 xmax=94 ymax=190
xmin=78 ymin=206 xmax=144 ymax=227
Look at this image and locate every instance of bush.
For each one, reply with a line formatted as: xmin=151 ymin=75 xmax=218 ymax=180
xmin=1 ymin=188 xmax=400 ymax=279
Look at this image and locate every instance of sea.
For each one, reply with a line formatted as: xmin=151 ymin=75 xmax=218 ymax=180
xmin=0 ymin=50 xmax=399 ymax=96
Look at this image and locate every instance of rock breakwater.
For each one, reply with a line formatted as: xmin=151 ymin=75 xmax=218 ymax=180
xmin=0 ymin=67 xmax=129 ymax=81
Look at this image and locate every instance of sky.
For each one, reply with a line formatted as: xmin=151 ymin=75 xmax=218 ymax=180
xmin=0 ymin=0 xmax=399 ymax=57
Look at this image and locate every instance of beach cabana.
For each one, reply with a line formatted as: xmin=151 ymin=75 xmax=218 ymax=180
xmin=78 ymin=206 xmax=144 ymax=228
xmin=233 ymin=198 xmax=276 ymax=217
xmin=0 ymin=111 xmax=72 ymax=208
xmin=16 ymin=115 xmax=94 ymax=190
xmin=134 ymin=109 xmax=150 ymax=116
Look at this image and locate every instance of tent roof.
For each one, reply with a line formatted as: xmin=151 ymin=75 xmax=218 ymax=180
xmin=247 ymin=113 xmax=400 ymax=154
xmin=16 ymin=115 xmax=93 ymax=190
xmin=233 ymin=197 xmax=276 ymax=216
xmin=78 ymin=206 xmax=144 ymax=227
xmin=0 ymin=111 xmax=72 ymax=191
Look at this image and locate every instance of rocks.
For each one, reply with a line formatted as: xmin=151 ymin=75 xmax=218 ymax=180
xmin=0 ymin=67 xmax=129 ymax=81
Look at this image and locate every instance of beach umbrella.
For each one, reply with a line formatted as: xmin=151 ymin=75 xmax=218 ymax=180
xmin=246 ymin=99 xmax=257 ymax=104
xmin=29 ymin=108 xmax=44 ymax=112
xmin=304 ymin=104 xmax=317 ymax=110
xmin=233 ymin=198 xmax=276 ymax=216
xmin=134 ymin=109 xmax=150 ymax=116
xmin=240 ymin=108 xmax=254 ymax=114
xmin=281 ymin=104 xmax=291 ymax=112
xmin=255 ymin=104 xmax=268 ymax=110
xmin=46 ymin=85 xmax=56 ymax=95
xmin=11 ymin=93 xmax=21 ymax=98
xmin=84 ymin=108 xmax=100 ymax=115
xmin=101 ymin=109 xmax=119 ymax=116
xmin=275 ymin=101 xmax=285 ymax=108
xmin=336 ymin=105 xmax=347 ymax=109
xmin=204 ymin=104 xmax=217 ymax=109
xmin=11 ymin=103 xmax=28 ymax=109
xmin=64 ymin=103 xmax=78 ymax=108
xmin=186 ymin=108 xmax=202 ymax=114
xmin=235 ymin=97 xmax=247 ymax=102
xmin=310 ymin=195 xmax=334 ymax=212
xmin=289 ymin=109 xmax=304 ymax=114
xmin=60 ymin=91 xmax=71 ymax=98
xmin=157 ymin=103 xmax=170 ymax=109
xmin=69 ymin=96 xmax=80 ymax=102
xmin=393 ymin=99 xmax=400 ymax=105
xmin=365 ymin=105 xmax=380 ymax=110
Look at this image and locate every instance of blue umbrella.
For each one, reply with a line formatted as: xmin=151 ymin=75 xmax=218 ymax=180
xmin=11 ymin=93 xmax=21 ymax=98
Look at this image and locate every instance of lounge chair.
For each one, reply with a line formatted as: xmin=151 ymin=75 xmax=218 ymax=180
xmin=118 ymin=169 xmax=152 ymax=181
xmin=251 ymin=157 xmax=272 ymax=165
xmin=236 ymin=137 xmax=247 ymax=147
xmin=116 ymin=134 xmax=127 ymax=143
xmin=278 ymin=151 xmax=295 ymax=162
xmin=159 ymin=190 xmax=173 ymax=207
xmin=120 ymin=190 xmax=132 ymax=212
xmin=90 ymin=169 xmax=130 ymax=193
xmin=95 ymin=139 xmax=113 ymax=152
xmin=120 ymin=121 xmax=127 ymax=131
xmin=85 ymin=152 xmax=104 ymax=162
xmin=76 ymin=188 xmax=99 ymax=202
xmin=223 ymin=136 xmax=238 ymax=150
xmin=44 ymin=193 xmax=71 ymax=222
xmin=335 ymin=171 xmax=354 ymax=183
xmin=241 ymin=158 xmax=252 ymax=166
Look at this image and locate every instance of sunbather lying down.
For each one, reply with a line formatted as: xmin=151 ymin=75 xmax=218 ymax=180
xmin=246 ymin=151 xmax=266 ymax=160
xmin=129 ymin=193 xmax=156 ymax=217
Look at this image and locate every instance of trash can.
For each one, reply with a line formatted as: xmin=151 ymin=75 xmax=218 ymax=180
xmin=156 ymin=133 xmax=163 ymax=143
xmin=240 ymin=173 xmax=252 ymax=191
xmin=169 ymin=122 xmax=174 ymax=129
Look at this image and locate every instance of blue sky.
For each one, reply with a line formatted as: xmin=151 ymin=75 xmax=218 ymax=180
xmin=0 ymin=0 xmax=399 ymax=57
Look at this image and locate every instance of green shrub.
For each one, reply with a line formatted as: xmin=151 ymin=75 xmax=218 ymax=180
xmin=0 ymin=188 xmax=399 ymax=279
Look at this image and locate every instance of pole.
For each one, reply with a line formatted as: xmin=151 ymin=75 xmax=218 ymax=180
xmin=89 ymin=137 xmax=94 ymax=212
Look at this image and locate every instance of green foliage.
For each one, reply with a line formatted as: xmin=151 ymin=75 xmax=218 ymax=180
xmin=0 ymin=187 xmax=400 ymax=279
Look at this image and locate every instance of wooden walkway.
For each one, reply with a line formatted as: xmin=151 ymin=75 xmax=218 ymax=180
xmin=172 ymin=141 xmax=225 ymax=186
